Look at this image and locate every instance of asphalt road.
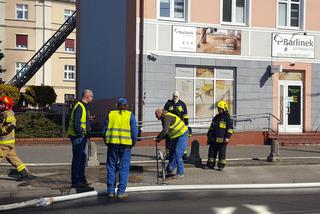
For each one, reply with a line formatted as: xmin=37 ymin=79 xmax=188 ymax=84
xmin=6 ymin=188 xmax=320 ymax=214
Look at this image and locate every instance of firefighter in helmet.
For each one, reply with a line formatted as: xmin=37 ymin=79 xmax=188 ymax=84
xmin=0 ymin=96 xmax=31 ymax=180
xmin=207 ymin=100 xmax=233 ymax=171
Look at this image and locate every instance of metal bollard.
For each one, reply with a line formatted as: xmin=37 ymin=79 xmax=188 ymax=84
xmin=88 ymin=141 xmax=100 ymax=166
xmin=188 ymin=140 xmax=202 ymax=167
xmin=267 ymin=140 xmax=280 ymax=162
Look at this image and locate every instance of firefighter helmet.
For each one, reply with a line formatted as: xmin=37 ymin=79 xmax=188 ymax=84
xmin=217 ymin=100 xmax=228 ymax=111
xmin=0 ymin=96 xmax=13 ymax=110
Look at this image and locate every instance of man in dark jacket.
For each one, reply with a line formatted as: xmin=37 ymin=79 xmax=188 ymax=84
xmin=207 ymin=100 xmax=233 ymax=171
xmin=67 ymin=89 xmax=94 ymax=191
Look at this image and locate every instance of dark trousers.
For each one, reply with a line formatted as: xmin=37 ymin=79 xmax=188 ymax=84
xmin=208 ymin=143 xmax=227 ymax=168
xmin=71 ymin=136 xmax=88 ymax=185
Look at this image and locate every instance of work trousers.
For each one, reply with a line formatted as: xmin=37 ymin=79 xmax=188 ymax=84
xmin=0 ymin=144 xmax=27 ymax=172
xmin=71 ymin=136 xmax=88 ymax=186
xmin=166 ymin=131 xmax=188 ymax=176
xmin=106 ymin=147 xmax=131 ymax=195
xmin=208 ymin=143 xmax=227 ymax=168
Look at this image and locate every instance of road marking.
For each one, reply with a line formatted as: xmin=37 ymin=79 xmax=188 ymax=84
xmin=212 ymin=207 xmax=237 ymax=214
xmin=244 ymin=204 xmax=274 ymax=214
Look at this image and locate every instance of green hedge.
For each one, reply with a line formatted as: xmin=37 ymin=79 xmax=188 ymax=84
xmin=16 ymin=112 xmax=64 ymax=138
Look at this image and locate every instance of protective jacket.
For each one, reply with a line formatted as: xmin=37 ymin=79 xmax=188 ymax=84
xmin=0 ymin=110 xmax=16 ymax=145
xmin=156 ymin=112 xmax=188 ymax=141
xmin=68 ymin=101 xmax=90 ymax=137
xmin=207 ymin=112 xmax=233 ymax=144
xmin=103 ymin=110 xmax=138 ymax=148
xmin=164 ymin=99 xmax=189 ymax=125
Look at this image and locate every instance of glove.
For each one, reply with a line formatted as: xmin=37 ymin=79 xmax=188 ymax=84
xmin=188 ymin=127 xmax=192 ymax=137
xmin=225 ymin=138 xmax=230 ymax=143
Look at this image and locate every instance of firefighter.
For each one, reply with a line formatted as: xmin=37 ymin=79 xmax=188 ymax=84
xmin=163 ymin=91 xmax=190 ymax=160
xmin=207 ymin=100 xmax=233 ymax=171
xmin=102 ymin=98 xmax=138 ymax=199
xmin=155 ymin=108 xmax=188 ymax=178
xmin=0 ymin=96 xmax=31 ymax=181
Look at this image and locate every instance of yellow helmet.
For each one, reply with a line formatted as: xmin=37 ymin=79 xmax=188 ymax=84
xmin=217 ymin=100 xmax=228 ymax=111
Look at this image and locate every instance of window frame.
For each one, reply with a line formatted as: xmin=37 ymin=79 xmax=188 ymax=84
xmin=175 ymin=66 xmax=235 ymax=121
xmin=16 ymin=4 xmax=28 ymax=20
xmin=64 ymin=9 xmax=74 ymax=21
xmin=221 ymin=0 xmax=248 ymax=26
xmin=277 ymin=0 xmax=303 ymax=29
xmin=16 ymin=34 xmax=28 ymax=49
xmin=15 ymin=62 xmax=27 ymax=77
xmin=158 ymin=0 xmax=187 ymax=22
xmin=64 ymin=38 xmax=75 ymax=52
xmin=64 ymin=65 xmax=76 ymax=81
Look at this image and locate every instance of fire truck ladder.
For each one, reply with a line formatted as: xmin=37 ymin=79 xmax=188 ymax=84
xmin=7 ymin=11 xmax=76 ymax=89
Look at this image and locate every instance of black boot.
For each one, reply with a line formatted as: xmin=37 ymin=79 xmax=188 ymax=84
xmin=16 ymin=168 xmax=32 ymax=182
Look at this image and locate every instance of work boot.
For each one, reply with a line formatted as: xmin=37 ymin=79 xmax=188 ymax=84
xmin=117 ymin=193 xmax=128 ymax=199
xmin=16 ymin=168 xmax=32 ymax=182
xmin=108 ymin=193 xmax=116 ymax=198
xmin=76 ymin=186 xmax=94 ymax=193
xmin=207 ymin=158 xmax=215 ymax=169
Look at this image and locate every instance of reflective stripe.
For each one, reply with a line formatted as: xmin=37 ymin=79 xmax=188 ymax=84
xmin=166 ymin=112 xmax=188 ymax=139
xmin=17 ymin=164 xmax=26 ymax=172
xmin=227 ymin=129 xmax=234 ymax=134
xmin=67 ymin=102 xmax=87 ymax=136
xmin=105 ymin=110 xmax=132 ymax=146
xmin=216 ymin=137 xmax=224 ymax=143
xmin=218 ymin=159 xmax=226 ymax=164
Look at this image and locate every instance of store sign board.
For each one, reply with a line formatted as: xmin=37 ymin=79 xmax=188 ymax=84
xmin=172 ymin=26 xmax=197 ymax=52
xmin=172 ymin=26 xmax=241 ymax=55
xmin=272 ymin=33 xmax=315 ymax=58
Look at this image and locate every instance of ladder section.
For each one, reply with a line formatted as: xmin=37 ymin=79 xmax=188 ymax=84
xmin=7 ymin=11 xmax=76 ymax=89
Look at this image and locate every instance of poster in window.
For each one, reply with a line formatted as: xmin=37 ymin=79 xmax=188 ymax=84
xmin=216 ymin=80 xmax=234 ymax=115
xmin=196 ymin=28 xmax=241 ymax=55
xmin=196 ymin=79 xmax=214 ymax=118
xmin=176 ymin=79 xmax=194 ymax=119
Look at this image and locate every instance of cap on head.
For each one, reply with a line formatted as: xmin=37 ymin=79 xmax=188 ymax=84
xmin=117 ymin=98 xmax=128 ymax=106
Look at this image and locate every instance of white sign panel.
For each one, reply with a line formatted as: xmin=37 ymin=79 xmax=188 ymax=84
xmin=172 ymin=26 xmax=197 ymax=52
xmin=272 ymin=33 xmax=315 ymax=58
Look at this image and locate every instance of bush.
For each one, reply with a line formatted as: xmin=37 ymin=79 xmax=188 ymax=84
xmin=25 ymin=85 xmax=57 ymax=109
xmin=15 ymin=112 xmax=63 ymax=138
xmin=0 ymin=85 xmax=20 ymax=105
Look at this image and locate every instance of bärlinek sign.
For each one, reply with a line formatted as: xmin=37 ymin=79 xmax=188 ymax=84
xmin=272 ymin=33 xmax=315 ymax=59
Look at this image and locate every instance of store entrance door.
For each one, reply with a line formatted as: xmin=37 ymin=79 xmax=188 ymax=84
xmin=278 ymin=81 xmax=303 ymax=133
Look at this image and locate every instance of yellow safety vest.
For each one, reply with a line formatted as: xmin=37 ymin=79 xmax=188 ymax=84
xmin=67 ymin=101 xmax=87 ymax=136
xmin=105 ymin=110 xmax=132 ymax=146
xmin=166 ymin=112 xmax=188 ymax=139
xmin=0 ymin=110 xmax=16 ymax=145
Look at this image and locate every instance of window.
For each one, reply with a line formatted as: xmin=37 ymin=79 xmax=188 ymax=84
xmin=16 ymin=4 xmax=28 ymax=20
xmin=64 ymin=94 xmax=75 ymax=103
xmin=176 ymin=66 xmax=234 ymax=120
xmin=64 ymin=65 xmax=75 ymax=81
xmin=15 ymin=62 xmax=27 ymax=77
xmin=159 ymin=0 xmax=185 ymax=20
xmin=16 ymin=34 xmax=28 ymax=49
xmin=278 ymin=0 xmax=301 ymax=28
xmin=222 ymin=0 xmax=246 ymax=24
xmin=64 ymin=9 xmax=74 ymax=21
xmin=65 ymin=39 xmax=75 ymax=52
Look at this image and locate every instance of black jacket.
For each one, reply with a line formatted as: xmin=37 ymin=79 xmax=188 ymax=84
xmin=207 ymin=112 xmax=233 ymax=144
xmin=163 ymin=99 xmax=188 ymax=125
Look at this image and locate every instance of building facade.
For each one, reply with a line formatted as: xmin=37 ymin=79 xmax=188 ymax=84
xmin=0 ymin=0 xmax=76 ymax=103
xmin=78 ymin=0 xmax=320 ymax=134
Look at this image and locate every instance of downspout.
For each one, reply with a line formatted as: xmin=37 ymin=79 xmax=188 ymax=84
xmin=138 ymin=0 xmax=144 ymax=137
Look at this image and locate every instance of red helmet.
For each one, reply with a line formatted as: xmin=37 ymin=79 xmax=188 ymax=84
xmin=0 ymin=96 xmax=13 ymax=110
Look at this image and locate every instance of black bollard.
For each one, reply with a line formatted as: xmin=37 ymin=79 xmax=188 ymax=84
xmin=188 ymin=140 xmax=202 ymax=167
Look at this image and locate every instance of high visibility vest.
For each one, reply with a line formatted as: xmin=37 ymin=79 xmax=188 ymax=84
xmin=105 ymin=110 xmax=132 ymax=146
xmin=0 ymin=110 xmax=16 ymax=145
xmin=67 ymin=101 xmax=87 ymax=136
xmin=166 ymin=112 xmax=188 ymax=139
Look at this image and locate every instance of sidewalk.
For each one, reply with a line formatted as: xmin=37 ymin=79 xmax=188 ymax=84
xmin=0 ymin=144 xmax=320 ymax=205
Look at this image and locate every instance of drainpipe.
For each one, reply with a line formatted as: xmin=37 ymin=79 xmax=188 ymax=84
xmin=42 ymin=0 xmax=45 ymax=85
xmin=138 ymin=0 xmax=144 ymax=137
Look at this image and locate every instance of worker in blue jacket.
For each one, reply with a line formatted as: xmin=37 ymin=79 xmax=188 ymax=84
xmin=102 ymin=98 xmax=138 ymax=199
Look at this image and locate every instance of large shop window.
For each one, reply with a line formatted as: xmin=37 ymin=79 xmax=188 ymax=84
xmin=176 ymin=66 xmax=234 ymax=120
xmin=278 ymin=0 xmax=302 ymax=28
xmin=222 ymin=0 xmax=247 ymax=24
xmin=159 ymin=0 xmax=185 ymax=21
